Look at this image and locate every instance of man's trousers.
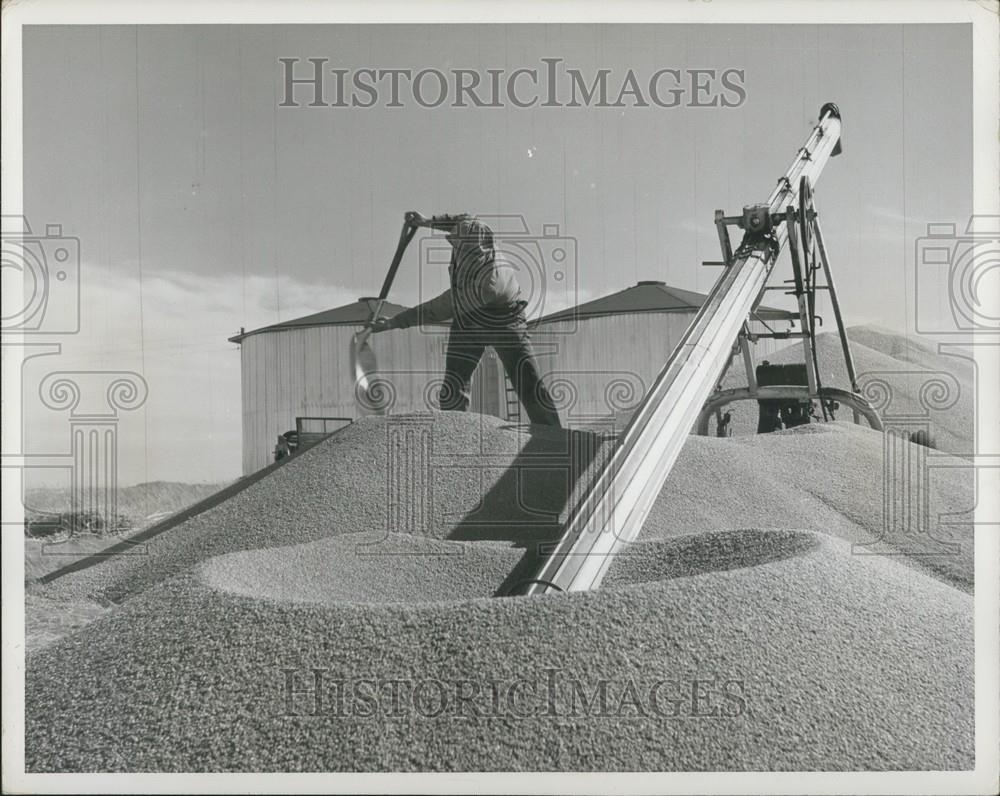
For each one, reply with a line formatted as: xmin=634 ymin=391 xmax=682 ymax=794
xmin=440 ymin=311 xmax=562 ymax=427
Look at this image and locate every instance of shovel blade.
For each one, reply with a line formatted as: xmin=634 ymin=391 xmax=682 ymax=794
xmin=350 ymin=329 xmax=385 ymax=413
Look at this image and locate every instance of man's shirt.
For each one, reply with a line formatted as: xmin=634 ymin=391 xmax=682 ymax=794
xmin=390 ymin=217 xmax=522 ymax=329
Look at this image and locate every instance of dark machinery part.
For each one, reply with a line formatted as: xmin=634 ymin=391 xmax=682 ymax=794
xmin=715 ymin=409 xmax=733 ymax=437
xmin=755 ymin=362 xmax=812 ymax=433
xmin=273 ymin=429 xmax=299 ymax=462
xmin=741 ymin=203 xmax=776 ymax=236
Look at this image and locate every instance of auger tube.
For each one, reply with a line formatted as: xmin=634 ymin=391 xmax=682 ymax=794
xmin=519 ymin=104 xmax=845 ymax=595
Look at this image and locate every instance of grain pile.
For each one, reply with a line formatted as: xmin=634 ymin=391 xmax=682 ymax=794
xmin=25 ymin=480 xmax=230 ymax=523
xmin=719 ymin=325 xmax=975 ymax=454
xmin=25 ymin=328 xmax=976 ymax=771
xmin=40 ymin=411 xmax=973 ymax=606
xmin=648 ymin=423 xmax=973 ymax=591
xmin=199 ymin=533 xmax=523 ymax=605
xmin=25 ymin=526 xmax=973 ymax=772
xmin=26 ymin=422 xmax=972 ymax=771
xmin=40 ymin=416 xmax=606 ymax=605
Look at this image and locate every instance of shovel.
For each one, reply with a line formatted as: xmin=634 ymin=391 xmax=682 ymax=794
xmin=351 ymin=219 xmax=420 ymax=409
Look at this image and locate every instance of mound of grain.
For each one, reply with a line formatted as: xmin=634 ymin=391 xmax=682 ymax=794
xmin=27 ymin=393 xmax=976 ymax=771
xmin=647 ymin=422 xmax=973 ymax=592
xmin=848 ymin=326 xmax=974 ymax=379
xmin=43 ymin=411 xmax=972 ymax=605
xmin=24 ymin=480 xmax=231 ymax=524
xmin=25 ymin=528 xmax=972 ymax=772
xmin=200 ymin=533 xmax=522 ymax=605
xmin=23 ymin=590 xmax=111 ymax=653
xmin=196 ymin=528 xmax=824 ymax=607
xmin=719 ymin=325 xmax=975 ymax=454
xmin=42 ymin=413 xmax=610 ymax=604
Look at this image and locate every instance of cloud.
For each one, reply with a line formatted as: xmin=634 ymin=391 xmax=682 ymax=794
xmin=18 ymin=265 xmax=357 ymax=487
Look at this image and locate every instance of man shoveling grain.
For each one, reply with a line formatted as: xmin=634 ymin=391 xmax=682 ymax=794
xmin=372 ymin=211 xmax=562 ymax=427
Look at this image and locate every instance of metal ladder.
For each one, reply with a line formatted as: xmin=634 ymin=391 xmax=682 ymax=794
xmin=503 ymin=376 xmax=521 ymax=422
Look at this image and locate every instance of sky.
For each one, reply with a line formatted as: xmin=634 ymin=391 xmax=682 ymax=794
xmin=16 ymin=23 xmax=972 ymax=486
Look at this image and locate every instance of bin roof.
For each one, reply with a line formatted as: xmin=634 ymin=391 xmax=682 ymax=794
xmin=532 ymin=280 xmax=794 ymax=325
xmin=228 ymin=298 xmax=411 ymax=343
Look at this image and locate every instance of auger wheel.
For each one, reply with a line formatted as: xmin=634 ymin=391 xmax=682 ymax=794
xmin=798 ymin=174 xmax=816 ymax=267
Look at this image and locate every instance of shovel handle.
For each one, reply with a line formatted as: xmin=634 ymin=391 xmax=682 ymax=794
xmin=365 ymin=219 xmax=419 ymax=329
xmin=376 ymin=222 xmax=419 ymax=302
